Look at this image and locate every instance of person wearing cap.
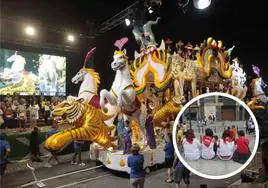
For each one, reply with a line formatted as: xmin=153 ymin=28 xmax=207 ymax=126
xmin=127 ymin=143 xmax=145 ymax=188
xmin=0 ymin=133 xmax=10 ymax=179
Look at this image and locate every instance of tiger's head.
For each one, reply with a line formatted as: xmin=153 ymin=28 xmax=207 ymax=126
xmin=52 ymin=98 xmax=84 ymax=124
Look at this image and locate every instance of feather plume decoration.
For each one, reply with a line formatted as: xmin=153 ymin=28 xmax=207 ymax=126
xmin=252 ymin=64 xmax=260 ymax=77
xmin=114 ymin=37 xmax=128 ymax=50
xmin=83 ymin=47 xmax=96 ymax=68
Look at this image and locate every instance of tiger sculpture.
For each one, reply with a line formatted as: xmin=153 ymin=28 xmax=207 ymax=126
xmin=45 ymin=98 xmax=117 ymax=151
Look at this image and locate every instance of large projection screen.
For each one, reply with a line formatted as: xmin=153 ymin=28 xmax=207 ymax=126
xmin=0 ymin=48 xmax=66 ymax=96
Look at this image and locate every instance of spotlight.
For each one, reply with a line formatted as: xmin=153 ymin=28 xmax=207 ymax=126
xmin=67 ymin=34 xmax=75 ymax=42
xmin=148 ymin=7 xmax=154 ymax=14
xmin=24 ymin=26 xmax=36 ymax=36
xmin=193 ymin=0 xmax=211 ymax=10
xmin=125 ymin=18 xmax=131 ymax=26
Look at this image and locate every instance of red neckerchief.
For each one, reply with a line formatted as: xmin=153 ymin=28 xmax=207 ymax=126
xmin=203 ymin=136 xmax=213 ymax=147
xmin=224 ymin=137 xmax=232 ymax=143
xmin=187 ymin=138 xmax=193 ymax=144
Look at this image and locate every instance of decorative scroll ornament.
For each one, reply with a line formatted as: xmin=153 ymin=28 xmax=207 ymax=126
xmin=196 ymin=37 xmax=233 ymax=79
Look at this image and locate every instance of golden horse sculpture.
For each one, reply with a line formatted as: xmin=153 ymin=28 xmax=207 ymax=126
xmin=45 ymin=98 xmax=117 ymax=151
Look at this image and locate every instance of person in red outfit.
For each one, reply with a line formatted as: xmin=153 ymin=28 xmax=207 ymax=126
xmin=232 ymin=130 xmax=251 ymax=164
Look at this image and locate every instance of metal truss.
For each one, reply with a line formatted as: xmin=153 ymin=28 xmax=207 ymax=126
xmin=97 ymin=1 xmax=140 ymax=34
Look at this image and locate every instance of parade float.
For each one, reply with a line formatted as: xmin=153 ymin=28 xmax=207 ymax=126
xmin=45 ymin=18 xmax=267 ymax=173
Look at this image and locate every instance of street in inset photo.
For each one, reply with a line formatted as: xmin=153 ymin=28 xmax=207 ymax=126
xmin=174 ymin=94 xmax=258 ymax=177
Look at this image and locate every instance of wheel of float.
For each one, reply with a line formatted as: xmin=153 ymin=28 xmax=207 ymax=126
xmin=144 ymin=166 xmax=150 ymax=174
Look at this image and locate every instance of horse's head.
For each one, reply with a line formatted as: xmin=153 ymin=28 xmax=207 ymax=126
xmin=71 ymin=68 xmax=88 ymax=84
xmin=52 ymin=98 xmax=84 ymax=124
xmin=7 ymin=52 xmax=26 ymax=64
xmin=111 ymin=49 xmax=128 ymax=71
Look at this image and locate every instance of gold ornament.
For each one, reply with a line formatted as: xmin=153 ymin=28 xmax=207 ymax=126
xmin=107 ymin=157 xmax=111 ymax=165
xmin=153 ymin=96 xmax=185 ymax=127
xmin=119 ymin=159 xmax=125 ymax=167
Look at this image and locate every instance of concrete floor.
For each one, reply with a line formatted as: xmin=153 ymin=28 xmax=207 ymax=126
xmin=1 ymin=161 xmax=240 ymax=188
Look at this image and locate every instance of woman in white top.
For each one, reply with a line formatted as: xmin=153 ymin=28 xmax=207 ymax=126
xmin=218 ymin=130 xmax=235 ymax=160
xmin=29 ymin=102 xmax=40 ymax=128
xmin=201 ymin=128 xmax=216 ymax=159
xmin=183 ymin=129 xmax=201 ymax=161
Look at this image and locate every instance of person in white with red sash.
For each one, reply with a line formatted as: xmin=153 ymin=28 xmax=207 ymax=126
xmin=201 ymin=128 xmax=216 ymax=159
xmin=183 ymin=129 xmax=201 ymax=161
xmin=218 ymin=130 xmax=235 ymax=160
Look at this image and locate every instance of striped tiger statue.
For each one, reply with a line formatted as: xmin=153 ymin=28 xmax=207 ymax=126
xmin=45 ymin=98 xmax=117 ymax=151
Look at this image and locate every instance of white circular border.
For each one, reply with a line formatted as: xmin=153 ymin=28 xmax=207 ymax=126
xmin=172 ymin=92 xmax=260 ymax=180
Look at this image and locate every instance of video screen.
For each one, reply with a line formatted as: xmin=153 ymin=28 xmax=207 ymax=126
xmin=0 ymin=48 xmax=66 ymax=96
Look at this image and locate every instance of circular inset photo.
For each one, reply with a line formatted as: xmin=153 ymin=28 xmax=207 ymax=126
xmin=172 ymin=92 xmax=259 ymax=179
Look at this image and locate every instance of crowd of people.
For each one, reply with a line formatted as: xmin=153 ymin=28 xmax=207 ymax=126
xmin=0 ymin=94 xmax=65 ymax=131
xmin=178 ymin=125 xmax=252 ymax=164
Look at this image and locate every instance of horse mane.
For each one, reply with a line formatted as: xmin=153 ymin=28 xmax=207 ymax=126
xmin=82 ymin=68 xmax=100 ymax=90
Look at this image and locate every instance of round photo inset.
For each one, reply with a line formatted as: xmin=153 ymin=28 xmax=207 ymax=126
xmin=172 ymin=92 xmax=259 ymax=180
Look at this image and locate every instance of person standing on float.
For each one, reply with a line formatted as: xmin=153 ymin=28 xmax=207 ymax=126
xmin=145 ymin=109 xmax=156 ymax=149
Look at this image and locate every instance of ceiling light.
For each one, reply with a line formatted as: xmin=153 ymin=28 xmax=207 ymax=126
xmin=25 ymin=26 xmax=36 ymax=36
xmin=148 ymin=7 xmax=154 ymax=14
xmin=193 ymin=0 xmax=211 ymax=10
xmin=67 ymin=34 xmax=75 ymax=42
xmin=125 ymin=18 xmax=131 ymax=26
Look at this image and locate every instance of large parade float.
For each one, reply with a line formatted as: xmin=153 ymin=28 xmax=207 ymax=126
xmin=44 ymin=18 xmax=267 ymax=173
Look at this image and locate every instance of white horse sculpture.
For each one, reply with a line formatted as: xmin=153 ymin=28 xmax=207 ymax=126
xmin=70 ymin=47 xmax=118 ymax=126
xmin=100 ymin=48 xmax=137 ymax=121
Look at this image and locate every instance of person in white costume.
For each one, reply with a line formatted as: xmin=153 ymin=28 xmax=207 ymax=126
xmin=218 ymin=130 xmax=235 ymax=160
xmin=183 ymin=129 xmax=201 ymax=161
xmin=201 ymin=128 xmax=216 ymax=159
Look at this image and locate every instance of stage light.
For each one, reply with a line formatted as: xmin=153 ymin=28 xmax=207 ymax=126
xmin=193 ymin=0 xmax=211 ymax=9
xmin=67 ymin=34 xmax=75 ymax=42
xmin=25 ymin=26 xmax=36 ymax=36
xmin=125 ymin=18 xmax=131 ymax=26
xmin=148 ymin=7 xmax=154 ymax=14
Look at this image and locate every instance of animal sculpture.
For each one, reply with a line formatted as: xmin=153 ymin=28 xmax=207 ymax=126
xmin=70 ymin=47 xmax=118 ymax=127
xmin=100 ymin=38 xmax=137 ymax=121
xmin=45 ymin=98 xmax=117 ymax=151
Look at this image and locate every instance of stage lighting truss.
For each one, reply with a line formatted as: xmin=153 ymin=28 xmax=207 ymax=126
xmin=97 ymin=1 xmax=140 ymax=34
xmin=98 ymin=0 xmax=163 ymax=34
